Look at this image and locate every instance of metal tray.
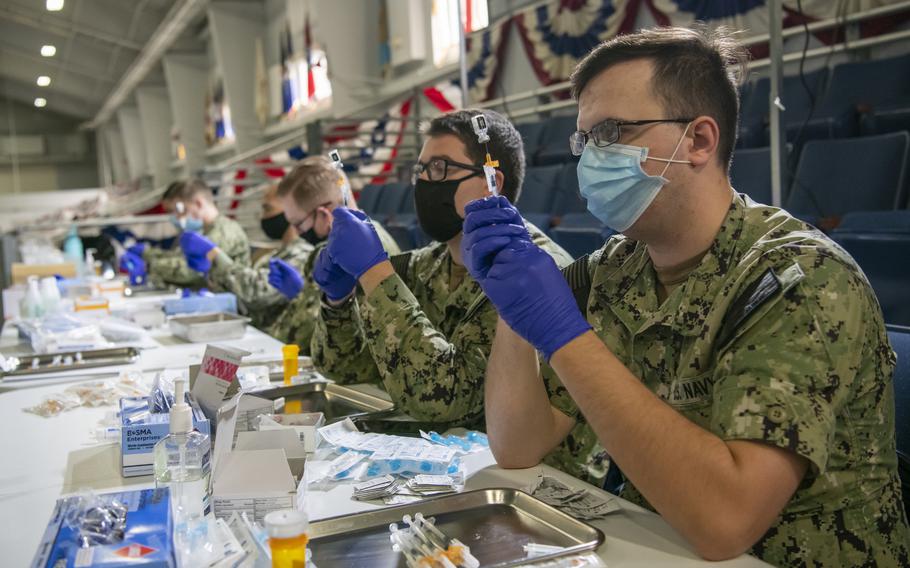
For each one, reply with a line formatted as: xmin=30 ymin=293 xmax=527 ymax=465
xmin=0 ymin=346 xmax=140 ymax=380
xmin=308 ymin=488 xmax=605 ymax=567
xmin=252 ymin=382 xmax=395 ymax=423
xmin=168 ymin=312 xmax=249 ymax=342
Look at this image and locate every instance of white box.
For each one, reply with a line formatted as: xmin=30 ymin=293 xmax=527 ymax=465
xmin=258 ymin=412 xmax=325 ymax=453
xmin=212 ymin=448 xmax=297 ymax=524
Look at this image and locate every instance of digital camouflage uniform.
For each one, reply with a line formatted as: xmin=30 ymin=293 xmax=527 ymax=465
xmin=145 ymin=215 xmax=250 ymax=289
xmin=207 ymin=238 xmax=314 ymax=331
xmin=268 ymin=221 xmax=400 ymax=351
xmin=543 ymin=193 xmax=910 ymax=566
xmin=311 ymin=223 xmax=572 ymax=430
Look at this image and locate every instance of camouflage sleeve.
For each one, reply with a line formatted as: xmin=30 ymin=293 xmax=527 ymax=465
xmin=710 ymin=257 xmax=868 ymax=474
xmin=267 ymin=243 xmax=326 ymax=352
xmin=357 ymin=273 xmax=491 ymax=425
xmin=209 ymin=217 xmax=250 ymax=266
xmin=146 ymin=253 xmax=207 ymax=288
xmin=209 ymin=243 xmax=312 ymax=314
xmin=309 ymin=296 xmax=383 ymax=385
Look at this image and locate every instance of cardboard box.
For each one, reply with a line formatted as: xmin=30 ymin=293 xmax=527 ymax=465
xmin=211 ymin=393 xmax=303 ymax=523
xmin=235 ymin=429 xmax=307 ymax=479
xmin=119 ymin=396 xmax=211 ymax=478
xmin=191 ymin=344 xmax=249 ymax=420
xmin=11 ymin=262 xmax=77 ymax=285
xmin=258 ymin=412 xmax=326 ymax=453
xmin=30 ymin=488 xmax=174 ymax=568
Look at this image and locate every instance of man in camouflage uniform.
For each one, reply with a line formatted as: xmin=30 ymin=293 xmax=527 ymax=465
xmin=140 ymin=179 xmax=250 ymax=289
xmin=310 ymin=110 xmax=572 ymax=430
xmin=463 ymin=27 xmax=909 ymax=565
xmin=264 ymin=156 xmax=399 ymax=350
xmin=180 ymin=183 xmax=314 ymax=331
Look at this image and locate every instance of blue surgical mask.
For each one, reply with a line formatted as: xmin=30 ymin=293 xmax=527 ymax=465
xmin=170 ymin=215 xmax=204 ymax=233
xmin=577 ymin=125 xmax=690 ymax=232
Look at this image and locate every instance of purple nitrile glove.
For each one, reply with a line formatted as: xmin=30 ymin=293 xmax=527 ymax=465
xmin=312 ymin=248 xmax=357 ymax=302
xmin=119 ymin=252 xmax=147 ymax=286
xmin=460 ymin=195 xmax=531 ymax=282
xmin=268 ymin=257 xmax=305 ymax=299
xmin=180 ymin=231 xmax=215 ymax=258
xmin=463 ymin=203 xmax=592 ymax=360
xmin=127 ymin=242 xmax=146 ymax=257
xmin=326 ymin=208 xmax=388 ymax=279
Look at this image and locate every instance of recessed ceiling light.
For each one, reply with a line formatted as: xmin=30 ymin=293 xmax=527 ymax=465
xmin=41 ymin=45 xmax=56 ymax=57
xmin=46 ymin=0 xmax=64 ymax=11
xmin=37 ymin=76 xmax=51 ymax=87
xmin=35 ymin=98 xmax=47 ymax=108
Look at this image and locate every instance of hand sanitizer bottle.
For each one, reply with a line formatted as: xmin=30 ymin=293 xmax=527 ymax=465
xmin=153 ymin=378 xmax=210 ymax=525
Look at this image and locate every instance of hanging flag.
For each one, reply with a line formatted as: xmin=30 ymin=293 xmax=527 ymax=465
xmin=515 ymin=0 xmax=636 ymax=85
xmin=304 ymin=14 xmax=316 ymax=103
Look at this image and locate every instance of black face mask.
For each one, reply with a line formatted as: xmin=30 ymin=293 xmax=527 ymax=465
xmin=300 ymin=227 xmax=326 ymax=246
xmin=414 ymin=175 xmax=480 ymax=243
xmin=260 ymin=212 xmax=290 ymax=240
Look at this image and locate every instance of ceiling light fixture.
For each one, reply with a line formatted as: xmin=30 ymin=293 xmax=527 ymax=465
xmin=46 ymin=0 xmax=64 ymax=11
xmin=35 ymin=98 xmax=47 ymax=108
xmin=37 ymin=76 xmax=52 ymax=87
xmin=41 ymin=45 xmax=57 ymax=57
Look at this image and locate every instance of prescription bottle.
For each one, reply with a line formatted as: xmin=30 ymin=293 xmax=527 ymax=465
xmin=282 ymin=344 xmax=301 ymax=413
xmin=282 ymin=344 xmax=300 ymax=385
xmin=265 ymin=509 xmax=309 ymax=568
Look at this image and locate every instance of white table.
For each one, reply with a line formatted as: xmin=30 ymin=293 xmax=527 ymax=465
xmin=0 ymin=300 xmax=768 ymax=566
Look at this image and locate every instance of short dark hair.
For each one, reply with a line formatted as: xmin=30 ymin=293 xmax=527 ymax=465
xmin=277 ymin=155 xmax=349 ymax=210
xmin=162 ymin=178 xmax=213 ymax=203
xmin=425 ymin=108 xmax=525 ymax=203
xmin=570 ymin=25 xmax=747 ymax=171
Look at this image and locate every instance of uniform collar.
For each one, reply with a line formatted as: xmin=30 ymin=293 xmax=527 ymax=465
xmin=599 ymin=192 xmax=748 ymax=337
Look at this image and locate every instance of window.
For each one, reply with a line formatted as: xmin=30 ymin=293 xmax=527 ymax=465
xmin=432 ymin=0 xmax=490 ymax=67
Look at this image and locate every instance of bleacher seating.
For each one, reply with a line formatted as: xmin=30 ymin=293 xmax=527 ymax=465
xmin=831 ymin=211 xmax=910 ymax=327
xmin=785 ymin=132 xmax=909 ymax=224
xmin=535 ymin=115 xmax=579 ymax=165
xmin=385 ymin=184 xmax=429 ymax=251
xmin=550 ymin=212 xmax=612 ymax=259
xmin=738 ymin=68 xmax=827 ymax=148
xmin=730 ymin=146 xmax=775 ymax=205
xmin=369 ymin=181 xmax=411 ymax=225
xmin=357 ymin=183 xmax=384 ymax=216
xmin=789 ymin=54 xmax=910 ymax=142
xmin=516 ymin=120 xmax=546 ymax=162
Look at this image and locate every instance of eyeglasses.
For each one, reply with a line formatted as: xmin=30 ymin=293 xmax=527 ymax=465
xmin=569 ymin=118 xmax=694 ymax=156
xmin=411 ymin=157 xmax=484 ymax=185
xmin=292 ymin=201 xmax=332 ymax=234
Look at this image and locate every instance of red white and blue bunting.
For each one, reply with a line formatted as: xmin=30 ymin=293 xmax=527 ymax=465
xmin=515 ymin=0 xmax=638 ymax=85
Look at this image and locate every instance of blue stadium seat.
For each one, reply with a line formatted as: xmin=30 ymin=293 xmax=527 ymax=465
xmin=370 ymin=181 xmax=410 ymax=225
xmin=384 ymin=185 xmax=423 ymax=250
xmin=516 ymin=121 xmax=546 ymax=162
xmin=785 ymin=132 xmax=909 ymax=224
xmin=831 ymin=211 xmax=910 ymax=327
xmin=550 ymin=212 xmax=612 ymax=259
xmin=535 ymin=115 xmax=579 ymax=165
xmin=729 ymin=144 xmax=794 ymax=205
xmin=861 ymin=99 xmax=910 ymax=142
xmin=789 ymin=54 xmax=910 ymax=141
xmin=518 ymin=165 xmax=562 ymax=215
xmin=357 ymin=184 xmax=384 ymax=216
xmin=731 ymin=147 xmax=773 ymax=205
xmin=738 ymin=69 xmax=827 ymax=148
xmin=552 ymin=162 xmax=587 ymax=217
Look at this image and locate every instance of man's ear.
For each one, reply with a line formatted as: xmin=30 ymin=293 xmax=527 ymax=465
xmin=687 ymin=116 xmax=720 ymax=168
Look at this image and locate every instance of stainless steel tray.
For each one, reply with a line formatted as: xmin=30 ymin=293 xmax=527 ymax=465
xmin=308 ymin=488 xmax=605 ymax=567
xmin=252 ymin=382 xmax=395 ymax=423
xmin=0 ymin=346 xmax=140 ymax=380
xmin=168 ymin=312 xmax=249 ymax=342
